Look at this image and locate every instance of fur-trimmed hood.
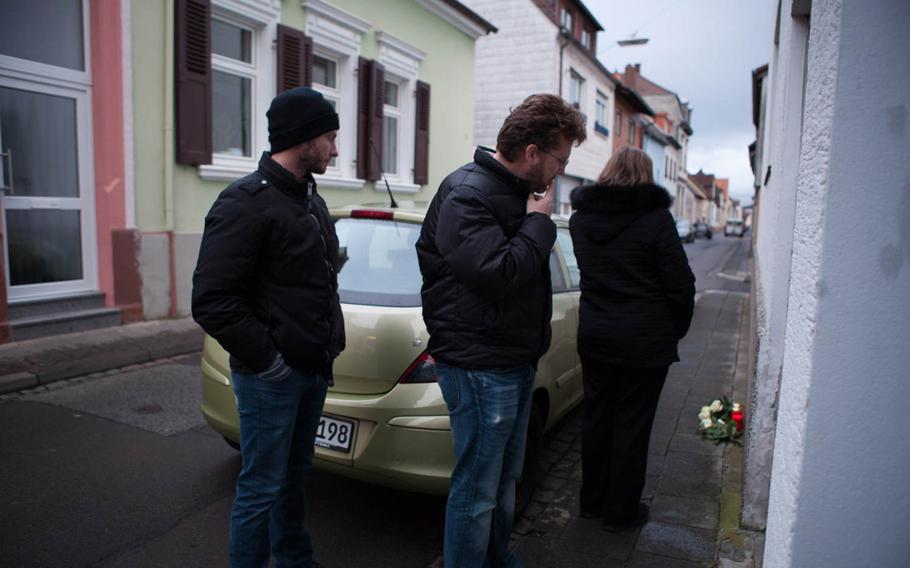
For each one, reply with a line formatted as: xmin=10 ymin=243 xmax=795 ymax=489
xmin=569 ymin=183 xmax=674 ymax=243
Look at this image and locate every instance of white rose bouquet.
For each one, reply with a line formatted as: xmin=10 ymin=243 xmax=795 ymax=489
xmin=697 ymin=397 xmax=742 ymax=444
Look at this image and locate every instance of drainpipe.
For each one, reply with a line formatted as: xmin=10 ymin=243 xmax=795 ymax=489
xmin=557 ymin=28 xmax=570 ymax=97
xmin=163 ymin=0 xmax=177 ymax=317
xmin=163 ymin=0 xmax=175 ymax=233
xmin=555 ymin=28 xmax=572 ymax=213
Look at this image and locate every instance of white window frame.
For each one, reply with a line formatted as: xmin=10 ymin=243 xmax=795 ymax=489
xmin=304 ymin=0 xmax=371 ymax=190
xmin=0 ymin=0 xmax=100 ymax=301
xmin=311 ymin=51 xmax=342 ymax=173
xmin=375 ymin=31 xmax=425 ymax=194
xmin=381 ymin=79 xmax=402 ymax=178
xmin=580 ymin=29 xmax=591 ymax=49
xmin=211 ymin=18 xmax=256 ymax=157
xmin=199 ymin=0 xmax=278 ymax=182
xmin=594 ymin=90 xmax=608 ymax=135
xmin=560 ymin=6 xmax=573 ymax=33
xmin=568 ymin=68 xmax=584 ymax=110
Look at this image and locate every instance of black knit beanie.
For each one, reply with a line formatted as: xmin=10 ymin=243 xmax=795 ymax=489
xmin=267 ymin=87 xmax=339 ymax=154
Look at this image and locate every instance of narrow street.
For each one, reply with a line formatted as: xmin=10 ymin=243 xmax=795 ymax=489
xmin=0 ymin=234 xmax=750 ymax=568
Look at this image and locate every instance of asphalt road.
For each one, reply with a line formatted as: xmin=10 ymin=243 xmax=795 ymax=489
xmin=0 ymin=234 xmax=750 ymax=568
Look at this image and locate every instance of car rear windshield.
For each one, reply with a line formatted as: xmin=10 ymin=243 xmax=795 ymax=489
xmin=334 ymin=218 xmax=422 ymax=307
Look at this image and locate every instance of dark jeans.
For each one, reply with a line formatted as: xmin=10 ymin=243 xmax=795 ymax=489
xmin=229 ymin=368 xmax=328 ymax=568
xmin=579 ymin=357 xmax=668 ymax=523
xmin=437 ymin=363 xmax=535 ymax=568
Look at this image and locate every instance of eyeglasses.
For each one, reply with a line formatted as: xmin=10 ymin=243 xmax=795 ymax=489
xmin=540 ymin=148 xmax=570 ymax=168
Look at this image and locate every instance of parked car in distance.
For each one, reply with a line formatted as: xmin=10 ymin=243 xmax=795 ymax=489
xmin=199 ymin=204 xmax=584 ymax=505
xmin=676 ymin=219 xmax=695 ymax=243
xmin=724 ymin=219 xmax=745 ymax=237
xmin=693 ymin=221 xmax=713 ymax=239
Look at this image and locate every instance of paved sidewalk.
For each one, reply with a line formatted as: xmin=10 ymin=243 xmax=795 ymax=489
xmin=0 ymin=318 xmax=203 ymax=395
xmin=510 ymin=290 xmax=763 ymax=567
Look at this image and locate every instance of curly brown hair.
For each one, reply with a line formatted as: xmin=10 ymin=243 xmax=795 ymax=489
xmin=496 ymin=94 xmax=587 ymax=161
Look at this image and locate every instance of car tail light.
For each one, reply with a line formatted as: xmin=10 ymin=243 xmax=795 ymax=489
xmin=398 ymin=351 xmax=438 ymax=383
xmin=351 ymin=209 xmax=395 ymax=220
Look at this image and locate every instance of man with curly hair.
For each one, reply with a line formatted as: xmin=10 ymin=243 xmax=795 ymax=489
xmin=416 ymin=94 xmax=586 ymax=566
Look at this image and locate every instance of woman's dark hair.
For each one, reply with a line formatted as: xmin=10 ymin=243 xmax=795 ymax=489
xmin=598 ymin=147 xmax=655 ymax=186
xmin=496 ymin=94 xmax=587 ymax=161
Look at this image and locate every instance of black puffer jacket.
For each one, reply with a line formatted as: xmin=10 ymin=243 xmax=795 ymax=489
xmin=569 ymin=183 xmax=695 ymax=368
xmin=192 ymin=152 xmax=345 ymax=378
xmin=416 ymin=147 xmax=556 ymax=369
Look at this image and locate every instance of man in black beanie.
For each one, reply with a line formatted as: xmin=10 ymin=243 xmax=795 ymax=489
xmin=192 ymin=87 xmax=344 ymax=568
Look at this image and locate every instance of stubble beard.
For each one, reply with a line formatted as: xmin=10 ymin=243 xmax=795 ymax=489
xmin=529 ymin=162 xmax=552 ymax=194
xmin=296 ymin=143 xmax=328 ymax=177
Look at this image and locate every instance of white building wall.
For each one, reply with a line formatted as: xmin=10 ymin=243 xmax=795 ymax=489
xmin=743 ymin=0 xmax=809 ymax=530
xmin=561 ymin=44 xmax=615 ymax=183
xmin=462 ymin=0 xmax=558 ymax=148
xmin=758 ymin=1 xmax=910 ymax=565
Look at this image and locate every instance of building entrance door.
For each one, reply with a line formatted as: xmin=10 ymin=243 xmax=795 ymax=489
xmin=0 ymin=1 xmax=97 ymax=302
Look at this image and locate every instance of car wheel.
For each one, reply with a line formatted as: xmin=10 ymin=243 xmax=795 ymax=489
xmin=224 ymin=435 xmax=241 ymax=451
xmin=516 ymin=400 xmax=544 ymax=519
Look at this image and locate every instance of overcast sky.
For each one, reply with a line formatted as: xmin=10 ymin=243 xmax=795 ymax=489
xmin=587 ymin=0 xmax=776 ymax=204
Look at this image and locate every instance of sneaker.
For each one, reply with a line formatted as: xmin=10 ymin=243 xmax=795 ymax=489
xmin=602 ymin=503 xmax=649 ymax=533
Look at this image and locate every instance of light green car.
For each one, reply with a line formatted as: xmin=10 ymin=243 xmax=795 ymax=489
xmin=200 ymin=204 xmax=583 ymax=497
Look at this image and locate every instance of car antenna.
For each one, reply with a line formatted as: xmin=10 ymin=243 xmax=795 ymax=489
xmin=369 ymin=138 xmax=399 ymax=209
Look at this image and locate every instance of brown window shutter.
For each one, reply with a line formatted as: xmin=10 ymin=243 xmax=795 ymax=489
xmin=276 ymin=24 xmax=313 ymax=93
xmin=368 ymin=61 xmax=384 ymax=181
xmin=356 ymin=58 xmax=384 ymax=181
xmin=414 ymin=81 xmax=430 ymax=185
xmin=175 ymin=0 xmax=212 ymax=165
xmin=356 ymin=57 xmax=371 ymax=179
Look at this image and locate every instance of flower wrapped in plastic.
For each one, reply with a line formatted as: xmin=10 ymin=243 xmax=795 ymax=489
xmin=696 ymin=397 xmax=742 ymax=444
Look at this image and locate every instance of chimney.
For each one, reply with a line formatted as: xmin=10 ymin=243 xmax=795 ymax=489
xmin=624 ymin=63 xmax=641 ymax=88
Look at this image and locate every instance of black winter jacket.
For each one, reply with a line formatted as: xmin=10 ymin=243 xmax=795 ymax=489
xmin=569 ymin=183 xmax=695 ymax=368
xmin=416 ymin=147 xmax=556 ymax=369
xmin=192 ymin=153 xmax=345 ymax=379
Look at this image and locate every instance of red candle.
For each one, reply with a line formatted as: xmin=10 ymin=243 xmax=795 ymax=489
xmin=731 ymin=403 xmax=744 ymax=431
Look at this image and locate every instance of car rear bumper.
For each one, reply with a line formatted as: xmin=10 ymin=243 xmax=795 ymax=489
xmin=200 ymin=364 xmax=455 ymax=495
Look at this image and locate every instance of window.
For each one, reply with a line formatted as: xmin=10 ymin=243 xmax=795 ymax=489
xmin=615 ymin=110 xmax=622 ymax=136
xmin=568 ymin=69 xmax=584 ymax=109
xmin=305 ymin=1 xmax=371 ymax=190
xmin=374 ymin=31 xmax=427 ymax=192
xmin=313 ymin=54 xmax=337 ymax=89
xmin=560 ymin=6 xmax=574 ymax=33
xmin=549 ymin=251 xmax=567 ymax=292
xmin=580 ymin=29 xmax=591 ymax=49
xmin=381 ymin=80 xmax=401 ymax=175
xmin=628 ymin=118 xmax=635 ymax=143
xmin=556 ymin=229 xmax=581 ymax=289
xmin=594 ymin=91 xmax=609 ymax=136
xmin=211 ymin=18 xmax=254 ymax=158
xmin=196 ymin=1 xmax=279 ymax=181
xmin=334 ymin=218 xmax=422 ymax=307
xmin=311 ymin=53 xmax=341 ymax=170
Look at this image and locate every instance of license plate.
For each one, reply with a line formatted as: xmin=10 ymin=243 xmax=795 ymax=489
xmin=315 ymin=415 xmax=355 ymax=453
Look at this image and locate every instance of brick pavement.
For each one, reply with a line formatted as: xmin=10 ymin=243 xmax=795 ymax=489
xmin=510 ymin=290 xmax=763 ymax=567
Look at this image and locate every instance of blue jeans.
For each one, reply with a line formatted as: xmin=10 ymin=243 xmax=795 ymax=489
xmin=437 ymin=363 xmax=535 ymax=568
xmin=229 ymin=368 xmax=328 ymax=568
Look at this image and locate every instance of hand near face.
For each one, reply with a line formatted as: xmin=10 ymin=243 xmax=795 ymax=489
xmin=526 ymin=183 xmax=554 ymax=215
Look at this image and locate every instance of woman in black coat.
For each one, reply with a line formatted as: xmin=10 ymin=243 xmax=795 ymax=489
xmin=569 ymin=147 xmax=695 ymax=532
